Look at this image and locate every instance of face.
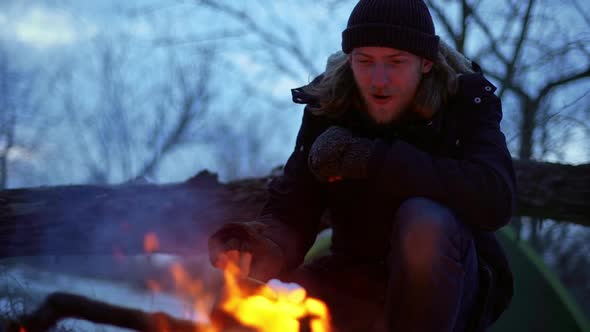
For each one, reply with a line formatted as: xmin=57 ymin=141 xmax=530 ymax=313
xmin=349 ymin=47 xmax=433 ymax=124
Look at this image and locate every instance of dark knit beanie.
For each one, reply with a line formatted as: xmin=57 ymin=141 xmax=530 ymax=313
xmin=342 ymin=0 xmax=439 ymax=60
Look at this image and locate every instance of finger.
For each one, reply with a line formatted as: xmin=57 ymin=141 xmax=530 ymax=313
xmin=328 ymin=175 xmax=343 ymax=182
xmin=239 ymin=252 xmax=252 ymax=278
xmin=213 ymin=252 xmax=229 ymax=269
xmin=227 ymin=250 xmax=240 ymax=266
xmin=214 ymin=250 xmax=239 ymax=270
xmin=209 ymin=237 xmax=237 ymax=266
xmin=223 ymin=250 xmax=240 ymax=272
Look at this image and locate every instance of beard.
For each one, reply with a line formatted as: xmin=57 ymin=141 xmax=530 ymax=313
xmin=360 ymin=91 xmax=414 ymax=125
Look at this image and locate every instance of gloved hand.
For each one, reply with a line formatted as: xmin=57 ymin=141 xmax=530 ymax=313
xmin=208 ymin=221 xmax=284 ymax=281
xmin=308 ymin=126 xmax=375 ymax=182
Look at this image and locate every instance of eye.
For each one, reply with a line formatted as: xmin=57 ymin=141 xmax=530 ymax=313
xmin=354 ymin=57 xmax=372 ymax=65
xmin=388 ymin=59 xmax=406 ymax=65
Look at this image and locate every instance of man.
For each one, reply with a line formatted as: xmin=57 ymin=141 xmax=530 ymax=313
xmin=209 ymin=0 xmax=516 ymax=331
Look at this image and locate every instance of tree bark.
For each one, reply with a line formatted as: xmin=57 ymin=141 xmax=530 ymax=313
xmin=512 ymin=159 xmax=590 ymax=225
xmin=0 ymin=160 xmax=588 ymax=259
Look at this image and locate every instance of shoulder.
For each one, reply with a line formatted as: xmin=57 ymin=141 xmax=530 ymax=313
xmin=445 ymin=65 xmax=504 ymax=132
xmin=452 ymin=64 xmax=501 ymax=107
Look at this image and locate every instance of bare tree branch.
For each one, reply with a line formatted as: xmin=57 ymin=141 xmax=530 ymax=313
xmin=150 ymin=30 xmax=248 ymax=48
xmin=572 ymin=0 xmax=590 ymax=26
xmin=497 ymin=0 xmax=536 ymax=99
xmin=468 ymin=7 xmax=510 ymax=65
xmin=425 ymin=1 xmax=460 ymax=48
xmin=137 ymin=49 xmax=213 ymax=178
xmin=197 ymin=0 xmax=320 ymax=76
xmin=536 ymin=66 xmax=590 ymax=101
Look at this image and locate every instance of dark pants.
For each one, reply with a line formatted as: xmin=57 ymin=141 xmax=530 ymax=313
xmin=289 ymin=197 xmax=479 ymax=332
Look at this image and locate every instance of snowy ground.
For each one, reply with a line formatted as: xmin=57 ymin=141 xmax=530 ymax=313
xmin=0 ymin=255 xmax=222 ymax=332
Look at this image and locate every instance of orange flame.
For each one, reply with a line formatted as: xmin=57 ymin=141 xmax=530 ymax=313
xmin=143 ymin=232 xmax=331 ymax=332
xmin=221 ymin=262 xmax=331 ymax=332
xmin=144 ymin=232 xmax=159 ymax=254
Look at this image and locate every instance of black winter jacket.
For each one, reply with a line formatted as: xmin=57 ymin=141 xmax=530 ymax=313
xmin=256 ymin=68 xmax=517 ymax=323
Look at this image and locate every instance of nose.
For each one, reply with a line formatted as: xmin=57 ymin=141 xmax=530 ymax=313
xmin=371 ymin=63 xmax=389 ymax=88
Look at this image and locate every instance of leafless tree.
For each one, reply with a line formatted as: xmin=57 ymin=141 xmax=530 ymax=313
xmin=124 ymin=0 xmax=358 ymax=180
xmin=0 ymin=47 xmax=15 ymax=189
xmin=426 ymin=0 xmax=590 ymax=160
xmin=55 ymin=34 xmax=215 ymax=184
xmin=0 ymin=45 xmax=49 ymax=189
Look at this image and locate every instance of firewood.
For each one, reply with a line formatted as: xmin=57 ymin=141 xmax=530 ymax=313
xmin=3 ymin=292 xmax=256 ymax=332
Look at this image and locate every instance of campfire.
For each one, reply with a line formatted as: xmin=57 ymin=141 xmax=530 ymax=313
xmin=4 ymin=233 xmax=331 ymax=332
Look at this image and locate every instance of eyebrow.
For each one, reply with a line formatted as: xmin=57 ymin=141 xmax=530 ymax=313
xmin=354 ymin=51 xmax=408 ymax=58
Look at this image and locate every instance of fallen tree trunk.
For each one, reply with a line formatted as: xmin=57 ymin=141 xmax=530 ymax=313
xmin=0 ymin=171 xmax=269 ymax=258
xmin=0 ymin=160 xmax=588 ymax=258
xmin=513 ymin=159 xmax=590 ymax=225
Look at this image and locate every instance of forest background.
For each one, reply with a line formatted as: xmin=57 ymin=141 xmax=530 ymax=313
xmin=1 ymin=0 xmax=589 ymax=327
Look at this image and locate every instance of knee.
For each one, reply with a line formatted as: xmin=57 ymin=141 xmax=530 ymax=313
xmin=394 ymin=197 xmax=457 ymax=241
xmin=391 ymin=197 xmax=463 ymax=271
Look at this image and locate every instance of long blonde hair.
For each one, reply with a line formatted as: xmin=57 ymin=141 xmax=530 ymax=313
xmin=303 ymin=41 xmax=473 ymax=120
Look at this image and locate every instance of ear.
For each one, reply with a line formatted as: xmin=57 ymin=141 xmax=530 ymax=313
xmin=421 ymin=58 xmax=434 ymax=74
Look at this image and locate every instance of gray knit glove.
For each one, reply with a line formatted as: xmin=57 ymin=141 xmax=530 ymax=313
xmin=308 ymin=126 xmax=375 ymax=182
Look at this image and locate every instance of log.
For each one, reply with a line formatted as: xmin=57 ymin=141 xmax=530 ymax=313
xmin=4 ymin=292 xmax=212 ymax=332
xmin=2 ymin=277 xmax=308 ymax=332
xmin=3 ymin=291 xmax=255 ymax=332
xmin=0 ymin=171 xmax=268 ymax=258
xmin=0 ymin=160 xmax=588 ymax=258
xmin=512 ymin=159 xmax=590 ymax=224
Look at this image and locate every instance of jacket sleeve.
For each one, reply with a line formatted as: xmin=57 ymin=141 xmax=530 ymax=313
xmin=257 ymin=108 xmax=329 ymax=272
xmin=368 ymin=73 xmax=517 ymax=232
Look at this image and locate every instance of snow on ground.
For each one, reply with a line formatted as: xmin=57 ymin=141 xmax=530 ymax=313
xmin=0 ymin=254 xmax=221 ymax=332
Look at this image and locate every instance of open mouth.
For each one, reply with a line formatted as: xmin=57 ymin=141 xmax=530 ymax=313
xmin=371 ymin=94 xmax=393 ymax=104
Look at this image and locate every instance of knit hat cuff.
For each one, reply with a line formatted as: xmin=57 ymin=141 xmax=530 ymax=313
xmin=342 ymin=23 xmax=440 ymax=61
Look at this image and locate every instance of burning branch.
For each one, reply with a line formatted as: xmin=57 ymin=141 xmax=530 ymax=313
xmin=2 ymin=268 xmax=330 ymax=332
xmin=3 ymin=291 xmax=254 ymax=332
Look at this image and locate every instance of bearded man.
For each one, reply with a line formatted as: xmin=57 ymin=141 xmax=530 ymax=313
xmin=208 ymin=1 xmax=516 ymax=331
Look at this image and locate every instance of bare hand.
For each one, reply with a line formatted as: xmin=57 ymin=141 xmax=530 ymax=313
xmin=213 ymin=248 xmax=252 ymax=278
xmin=208 ymin=222 xmax=285 ymax=281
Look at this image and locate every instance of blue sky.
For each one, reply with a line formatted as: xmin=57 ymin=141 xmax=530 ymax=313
xmin=0 ymin=0 xmax=356 ymax=185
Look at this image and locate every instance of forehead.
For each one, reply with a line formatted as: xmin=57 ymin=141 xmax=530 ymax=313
xmin=351 ymin=46 xmax=413 ymax=57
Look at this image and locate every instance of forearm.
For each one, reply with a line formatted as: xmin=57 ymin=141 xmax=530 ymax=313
xmin=369 ymin=139 xmax=515 ymax=231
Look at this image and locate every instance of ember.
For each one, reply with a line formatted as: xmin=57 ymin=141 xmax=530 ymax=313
xmin=144 ymin=232 xmax=160 ymax=254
